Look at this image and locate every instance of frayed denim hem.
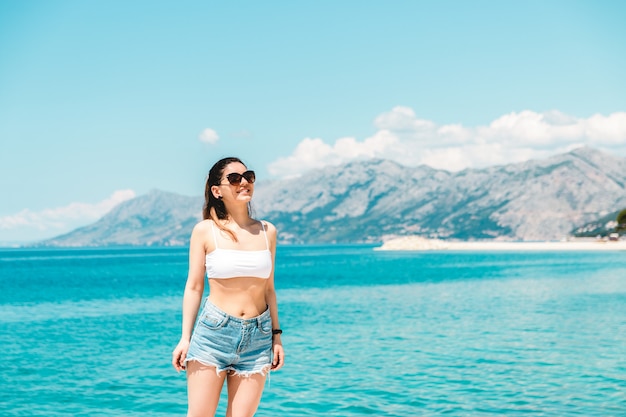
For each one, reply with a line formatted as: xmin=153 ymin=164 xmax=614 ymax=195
xmin=231 ymin=364 xmax=272 ymax=378
xmin=185 ymin=358 xmax=271 ymax=378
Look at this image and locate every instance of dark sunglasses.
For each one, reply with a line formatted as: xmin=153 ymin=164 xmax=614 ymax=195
xmin=221 ymin=170 xmax=256 ymax=186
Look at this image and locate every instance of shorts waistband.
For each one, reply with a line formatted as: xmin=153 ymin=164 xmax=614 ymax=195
xmin=203 ymin=299 xmax=271 ymax=325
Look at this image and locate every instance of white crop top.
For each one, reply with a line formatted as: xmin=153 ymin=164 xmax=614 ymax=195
xmin=205 ymin=221 xmax=273 ymax=279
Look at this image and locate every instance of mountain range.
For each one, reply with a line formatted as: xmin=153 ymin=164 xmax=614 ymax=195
xmin=39 ymin=147 xmax=626 ymax=246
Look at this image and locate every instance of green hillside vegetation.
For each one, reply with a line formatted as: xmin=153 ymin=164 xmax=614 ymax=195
xmin=617 ymin=208 xmax=626 ymax=233
xmin=572 ymin=208 xmax=626 ymax=238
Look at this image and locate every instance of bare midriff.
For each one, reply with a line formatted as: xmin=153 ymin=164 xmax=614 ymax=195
xmin=208 ymin=277 xmax=269 ymax=318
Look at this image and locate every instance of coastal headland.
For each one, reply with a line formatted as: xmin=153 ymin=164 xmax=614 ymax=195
xmin=376 ymin=236 xmax=626 ymax=251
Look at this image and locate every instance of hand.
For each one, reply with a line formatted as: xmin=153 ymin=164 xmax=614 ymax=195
xmin=271 ymin=336 xmax=285 ymax=371
xmin=172 ymin=338 xmax=190 ymax=373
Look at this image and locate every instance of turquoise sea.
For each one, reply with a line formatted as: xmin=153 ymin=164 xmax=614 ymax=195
xmin=1 ymin=245 xmax=625 ymax=416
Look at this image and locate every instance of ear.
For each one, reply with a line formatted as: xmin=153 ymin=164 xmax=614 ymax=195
xmin=210 ymin=185 xmax=222 ymax=199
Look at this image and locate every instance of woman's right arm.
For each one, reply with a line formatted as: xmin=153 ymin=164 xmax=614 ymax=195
xmin=172 ymin=222 xmax=207 ymax=372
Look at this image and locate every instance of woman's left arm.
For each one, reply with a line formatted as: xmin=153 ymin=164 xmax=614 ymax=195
xmin=264 ymin=221 xmax=284 ymax=371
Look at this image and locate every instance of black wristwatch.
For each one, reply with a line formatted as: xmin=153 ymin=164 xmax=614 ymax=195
xmin=272 ymin=329 xmax=283 ymax=335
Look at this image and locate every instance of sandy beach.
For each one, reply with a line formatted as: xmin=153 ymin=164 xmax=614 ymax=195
xmin=376 ymin=236 xmax=626 ymax=251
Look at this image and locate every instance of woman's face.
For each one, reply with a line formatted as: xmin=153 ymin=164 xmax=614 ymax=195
xmin=213 ymin=162 xmax=255 ymax=203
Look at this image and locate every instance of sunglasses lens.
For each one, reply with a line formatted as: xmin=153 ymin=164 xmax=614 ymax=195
xmin=225 ymin=171 xmax=255 ymax=185
xmin=226 ymin=173 xmax=242 ymax=185
xmin=243 ymin=171 xmax=255 ymax=183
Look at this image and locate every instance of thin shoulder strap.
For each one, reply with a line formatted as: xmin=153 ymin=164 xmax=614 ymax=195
xmin=260 ymin=221 xmax=269 ymax=250
xmin=210 ymin=220 xmax=219 ymax=249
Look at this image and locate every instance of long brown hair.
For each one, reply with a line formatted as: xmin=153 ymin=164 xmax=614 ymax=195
xmin=203 ymin=157 xmax=252 ymax=242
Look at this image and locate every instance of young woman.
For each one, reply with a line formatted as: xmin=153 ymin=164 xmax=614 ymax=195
xmin=172 ymin=157 xmax=284 ymax=417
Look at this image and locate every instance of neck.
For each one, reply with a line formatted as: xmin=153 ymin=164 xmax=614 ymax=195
xmin=223 ymin=204 xmax=252 ymax=227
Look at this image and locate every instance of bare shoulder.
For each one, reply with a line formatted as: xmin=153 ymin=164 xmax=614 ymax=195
xmin=260 ymin=220 xmax=278 ymax=245
xmin=260 ymin=220 xmax=277 ymax=235
xmin=189 ymin=219 xmax=214 ymax=252
xmin=193 ymin=219 xmax=213 ymax=233
xmin=190 ymin=219 xmax=213 ymax=240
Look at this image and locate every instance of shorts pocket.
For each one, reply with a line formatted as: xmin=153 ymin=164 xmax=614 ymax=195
xmin=198 ymin=310 xmax=228 ymax=330
xmin=258 ymin=318 xmax=272 ymax=335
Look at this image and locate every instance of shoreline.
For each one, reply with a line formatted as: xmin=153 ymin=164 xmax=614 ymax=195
xmin=376 ymin=236 xmax=626 ymax=251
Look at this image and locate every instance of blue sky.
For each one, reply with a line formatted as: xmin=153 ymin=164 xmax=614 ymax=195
xmin=1 ymin=0 xmax=625 ymax=243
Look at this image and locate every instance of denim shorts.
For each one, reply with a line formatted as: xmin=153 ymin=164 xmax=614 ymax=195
xmin=185 ymin=299 xmax=273 ymax=377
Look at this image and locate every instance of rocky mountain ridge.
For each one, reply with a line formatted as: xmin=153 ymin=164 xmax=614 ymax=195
xmin=39 ymin=147 xmax=626 ymax=246
xmin=41 ymin=190 xmax=201 ymax=247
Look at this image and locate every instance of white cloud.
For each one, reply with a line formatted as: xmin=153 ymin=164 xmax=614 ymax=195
xmin=374 ymin=106 xmax=436 ymax=133
xmin=268 ymin=107 xmax=626 ymax=176
xmin=0 ymin=190 xmax=136 ymax=242
xmin=199 ymin=128 xmax=219 ymax=144
xmin=268 ymin=133 xmax=399 ymax=177
xmin=584 ymin=113 xmax=626 ymax=143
